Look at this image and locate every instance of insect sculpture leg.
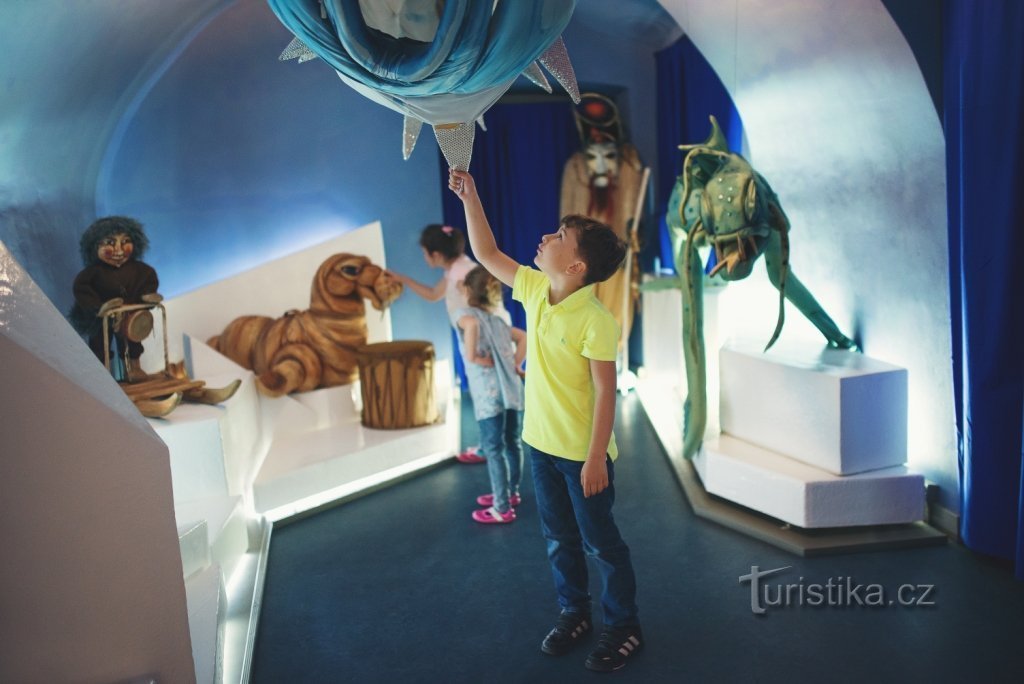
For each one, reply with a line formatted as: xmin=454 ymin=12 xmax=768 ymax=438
xmin=678 ymin=225 xmax=708 ymax=460
xmin=763 ymin=230 xmax=857 ymax=351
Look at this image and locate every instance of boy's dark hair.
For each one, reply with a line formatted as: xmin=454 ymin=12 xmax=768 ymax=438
xmin=79 ymin=215 xmax=149 ymax=265
xmin=561 ymin=214 xmax=626 ymax=285
xmin=419 ymin=223 xmax=465 ymax=260
xmin=463 ymin=265 xmax=503 ymax=309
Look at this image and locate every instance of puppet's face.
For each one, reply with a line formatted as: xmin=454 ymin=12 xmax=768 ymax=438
xmin=322 ymin=254 xmax=403 ymax=311
xmin=585 ymin=142 xmax=619 ymax=188
xmin=97 ymin=233 xmax=134 ymax=268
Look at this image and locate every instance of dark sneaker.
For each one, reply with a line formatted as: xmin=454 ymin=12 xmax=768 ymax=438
xmin=540 ymin=611 xmax=592 ymax=656
xmin=584 ymin=626 xmax=643 ymax=672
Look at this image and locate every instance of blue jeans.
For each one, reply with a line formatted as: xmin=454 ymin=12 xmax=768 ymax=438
xmin=478 ymin=409 xmax=523 ymax=513
xmin=530 ymin=446 xmax=639 ymax=628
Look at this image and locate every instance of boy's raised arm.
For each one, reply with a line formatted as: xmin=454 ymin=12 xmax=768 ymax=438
xmin=449 ymin=169 xmax=519 ymax=287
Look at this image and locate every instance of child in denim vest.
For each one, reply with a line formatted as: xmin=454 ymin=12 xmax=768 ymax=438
xmin=454 ymin=266 xmax=526 ymax=523
xmin=387 ymin=224 xmax=509 ymax=463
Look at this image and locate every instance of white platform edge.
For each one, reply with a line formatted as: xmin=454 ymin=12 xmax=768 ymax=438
xmin=185 ymin=563 xmax=224 ymax=684
xmin=222 ymin=517 xmax=272 ymax=684
xmin=256 ymin=395 xmax=459 ymax=522
xmin=156 ymin=360 xmax=459 ymax=681
xmin=719 ymin=340 xmax=909 ymax=475
xmin=696 ymin=434 xmax=925 ymax=528
xmin=637 ymin=375 xmax=925 ymax=529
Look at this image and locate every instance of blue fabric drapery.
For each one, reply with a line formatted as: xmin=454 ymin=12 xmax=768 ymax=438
xmin=439 ymin=99 xmax=579 ymax=332
xmin=267 ymin=1 xmax=574 ymax=121
xmin=654 ymin=35 xmax=743 ymax=274
xmin=944 ymin=0 xmax=1024 ymax=579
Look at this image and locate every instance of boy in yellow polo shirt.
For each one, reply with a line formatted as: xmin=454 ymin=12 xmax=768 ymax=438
xmin=449 ymin=169 xmax=642 ymax=673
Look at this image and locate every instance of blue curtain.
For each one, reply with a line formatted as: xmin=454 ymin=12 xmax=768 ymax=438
xmin=654 ymin=35 xmax=743 ymax=274
xmin=944 ymin=0 xmax=1024 ymax=579
xmin=439 ymin=99 xmax=579 ymax=332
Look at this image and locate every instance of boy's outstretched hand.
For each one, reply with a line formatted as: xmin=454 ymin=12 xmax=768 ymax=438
xmin=449 ymin=169 xmax=477 ymax=202
xmin=450 ymin=166 xmax=517 ymax=287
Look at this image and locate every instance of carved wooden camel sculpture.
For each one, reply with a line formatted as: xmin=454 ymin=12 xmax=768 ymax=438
xmin=208 ymin=253 xmax=403 ymax=397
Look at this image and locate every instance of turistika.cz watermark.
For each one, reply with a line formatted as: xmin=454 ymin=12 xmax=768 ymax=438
xmin=739 ymin=565 xmax=936 ymax=615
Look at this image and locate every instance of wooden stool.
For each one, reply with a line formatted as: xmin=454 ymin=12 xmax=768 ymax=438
xmin=355 ymin=341 xmax=438 ymax=429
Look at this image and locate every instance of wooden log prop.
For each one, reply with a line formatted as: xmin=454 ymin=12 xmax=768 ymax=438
xmin=207 ymin=253 xmax=403 ymax=397
xmin=355 ymin=340 xmax=438 ymax=429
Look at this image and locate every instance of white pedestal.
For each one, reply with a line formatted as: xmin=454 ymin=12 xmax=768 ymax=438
xmin=184 ymin=564 xmax=223 ymax=684
xmin=177 ymin=520 xmax=211 ymax=581
xmin=637 ymin=327 xmax=925 ymax=530
xmin=252 ymin=360 xmax=459 ymax=521
xmin=720 ymin=340 xmax=908 ymax=475
xmin=175 ymin=495 xmax=250 ymax=583
xmin=156 ymin=407 xmax=230 ymax=503
xmin=640 ymin=276 xmax=685 ymax=393
xmin=641 ymin=276 xmax=726 ymax=437
xmin=184 ymin=335 xmax=265 ymax=497
xmin=696 ymin=435 xmax=925 ymax=528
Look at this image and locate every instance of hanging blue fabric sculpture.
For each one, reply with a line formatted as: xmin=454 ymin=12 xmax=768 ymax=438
xmin=266 ymin=0 xmax=581 ymax=169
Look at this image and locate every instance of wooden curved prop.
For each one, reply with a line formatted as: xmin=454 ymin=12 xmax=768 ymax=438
xmin=207 ymin=253 xmax=403 ymax=397
xmin=96 ymin=301 xmax=241 ymax=418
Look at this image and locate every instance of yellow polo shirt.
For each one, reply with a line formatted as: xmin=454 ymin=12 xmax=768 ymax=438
xmin=512 ymin=265 xmax=619 ymax=461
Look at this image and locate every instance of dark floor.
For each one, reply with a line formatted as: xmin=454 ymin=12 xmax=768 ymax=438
xmin=251 ymin=393 xmax=1024 ymax=683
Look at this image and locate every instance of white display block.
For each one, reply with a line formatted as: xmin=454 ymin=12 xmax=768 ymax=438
xmin=177 ymin=520 xmax=211 ymax=581
xmin=152 ymin=339 xmax=264 ymax=501
xmin=184 ymin=336 xmax=263 ymax=497
xmin=696 ymin=435 xmax=925 ymax=528
xmin=259 ymin=390 xmax=319 ymax=442
xmin=153 ymin=407 xmax=229 ymax=503
xmin=641 ymin=276 xmax=727 ymax=436
xmin=720 ymin=340 xmax=908 ymax=475
xmin=640 ymin=276 xmax=684 ymax=391
xmin=175 ymin=495 xmax=251 ymax=583
xmin=253 ymin=416 xmax=455 ymax=517
xmin=253 ymin=360 xmax=459 ymax=520
xmin=292 ymin=382 xmax=361 ymax=431
xmin=185 ymin=563 xmax=223 ymax=684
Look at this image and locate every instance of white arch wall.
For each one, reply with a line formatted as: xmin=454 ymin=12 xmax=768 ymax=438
xmin=658 ymin=0 xmax=957 ymax=510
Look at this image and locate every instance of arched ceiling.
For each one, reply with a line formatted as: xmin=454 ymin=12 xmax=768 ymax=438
xmin=0 ymin=0 xmax=678 ymax=205
xmin=0 ymin=0 xmax=230 ymax=201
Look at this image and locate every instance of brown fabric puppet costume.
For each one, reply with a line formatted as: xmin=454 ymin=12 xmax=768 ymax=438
xmin=69 ymin=216 xmax=159 ymax=375
xmin=559 ymin=93 xmax=645 ymax=350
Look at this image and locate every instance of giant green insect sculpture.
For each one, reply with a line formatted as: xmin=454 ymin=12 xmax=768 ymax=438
xmin=657 ymin=116 xmax=856 ymax=459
